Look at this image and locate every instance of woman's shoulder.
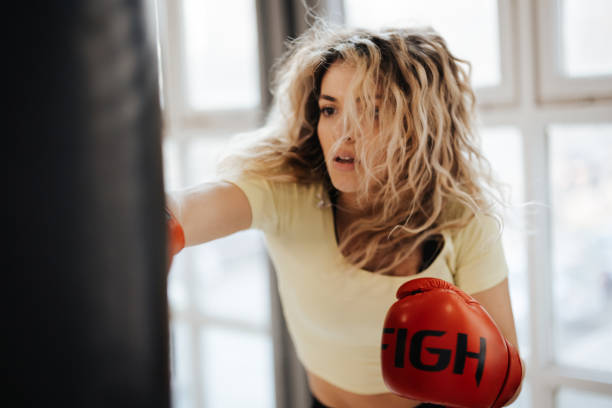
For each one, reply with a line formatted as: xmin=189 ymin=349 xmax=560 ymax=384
xmin=453 ymin=213 xmax=501 ymax=239
xmin=227 ymin=171 xmax=326 ymax=205
xmin=439 ymin=200 xmax=501 ymax=238
xmin=445 ymin=211 xmax=503 ymax=265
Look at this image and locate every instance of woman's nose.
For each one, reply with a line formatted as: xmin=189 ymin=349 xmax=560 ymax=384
xmin=331 ymin=121 xmax=355 ymax=143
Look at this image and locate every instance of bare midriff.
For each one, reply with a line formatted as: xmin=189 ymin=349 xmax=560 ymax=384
xmin=306 ymin=371 xmax=424 ymax=408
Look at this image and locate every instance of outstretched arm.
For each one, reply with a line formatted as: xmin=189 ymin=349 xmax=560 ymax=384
xmin=166 ymin=180 xmax=253 ymax=247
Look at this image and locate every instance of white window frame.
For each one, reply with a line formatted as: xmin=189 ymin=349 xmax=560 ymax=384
xmin=156 ymin=0 xmax=263 ymax=137
xmin=475 ymin=0 xmax=518 ymax=107
xmin=155 ymin=0 xmax=273 ymax=407
xmin=341 ymin=0 xmax=519 ymax=107
xmin=479 ymin=0 xmax=612 ymax=406
xmin=535 ymin=0 xmax=612 ymax=103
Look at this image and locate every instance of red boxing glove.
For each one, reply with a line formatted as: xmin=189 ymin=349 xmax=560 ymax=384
xmin=164 ymin=207 xmax=185 ymax=269
xmin=381 ymin=277 xmax=522 ymax=408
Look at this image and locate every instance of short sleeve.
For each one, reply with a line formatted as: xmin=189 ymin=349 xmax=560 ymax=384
xmin=451 ymin=215 xmax=509 ymax=294
xmin=220 ymin=176 xmax=280 ymax=233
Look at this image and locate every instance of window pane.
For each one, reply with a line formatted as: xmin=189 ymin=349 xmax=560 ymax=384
xmin=184 ymin=134 xmax=233 ymax=185
xmin=560 ymin=0 xmax=612 ymax=77
xmin=164 ymin=133 xmax=274 ymax=406
xmin=343 ymin=0 xmax=501 ymax=88
xmin=182 ymin=0 xmax=260 ymax=110
xmin=480 ymin=127 xmax=530 ymax=356
xmin=556 ymin=387 xmax=612 ymax=408
xmin=170 ymin=322 xmax=195 ymax=408
xmin=549 ymin=124 xmax=612 ymax=372
xmin=168 ymin=249 xmax=190 ymax=311
xmin=201 ymin=327 xmax=275 ymax=408
xmin=181 ymin=134 xmax=271 ymax=325
xmin=162 ymin=137 xmax=183 ymax=192
xmin=193 ymin=233 xmax=271 ymax=326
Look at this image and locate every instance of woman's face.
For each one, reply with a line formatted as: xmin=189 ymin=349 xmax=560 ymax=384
xmin=317 ymin=61 xmax=376 ymax=194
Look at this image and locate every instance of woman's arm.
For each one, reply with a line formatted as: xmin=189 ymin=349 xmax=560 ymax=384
xmin=471 ymin=278 xmax=525 ymax=405
xmin=166 ymin=181 xmax=252 ymax=247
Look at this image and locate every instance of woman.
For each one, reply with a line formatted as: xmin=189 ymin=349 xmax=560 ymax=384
xmin=166 ymin=20 xmax=523 ymax=408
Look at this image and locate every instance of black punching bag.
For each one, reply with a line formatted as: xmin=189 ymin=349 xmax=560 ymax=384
xmin=8 ymin=1 xmax=170 ymax=407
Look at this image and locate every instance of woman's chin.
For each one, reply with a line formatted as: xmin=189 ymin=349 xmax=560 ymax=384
xmin=330 ymin=178 xmax=358 ymax=194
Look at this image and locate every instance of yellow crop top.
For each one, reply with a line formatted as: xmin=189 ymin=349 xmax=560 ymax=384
xmin=220 ymin=175 xmax=509 ymax=395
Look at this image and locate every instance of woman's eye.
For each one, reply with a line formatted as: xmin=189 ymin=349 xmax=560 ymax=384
xmin=320 ymin=106 xmax=336 ymax=117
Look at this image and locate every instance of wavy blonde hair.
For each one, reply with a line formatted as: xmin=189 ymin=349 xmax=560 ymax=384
xmin=217 ymin=20 xmax=504 ymax=275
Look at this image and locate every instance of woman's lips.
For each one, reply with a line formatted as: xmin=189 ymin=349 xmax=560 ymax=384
xmin=335 ymin=151 xmax=355 ymax=160
xmin=333 ymin=156 xmax=355 ymax=171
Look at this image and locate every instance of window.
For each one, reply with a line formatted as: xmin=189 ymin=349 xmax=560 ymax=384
xmin=157 ymin=1 xmax=274 ymax=407
xmin=560 ymin=0 xmax=612 ymax=78
xmin=201 ymin=327 xmax=275 ymax=408
xmin=549 ymin=124 xmax=612 ymax=372
xmin=182 ymin=0 xmax=260 ymax=110
xmin=556 ymin=388 xmax=612 ymax=408
xmin=536 ymin=0 xmax=612 ymax=101
xmin=480 ymin=126 xmax=529 ymax=356
xmin=163 ymin=132 xmax=275 ymax=408
xmin=343 ymin=0 xmax=516 ymax=105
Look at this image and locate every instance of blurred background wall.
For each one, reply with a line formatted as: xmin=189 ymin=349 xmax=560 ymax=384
xmin=153 ymin=1 xmax=612 ymax=407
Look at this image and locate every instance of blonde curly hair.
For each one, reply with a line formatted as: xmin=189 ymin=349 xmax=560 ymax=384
xmin=216 ymin=19 xmax=503 ymax=275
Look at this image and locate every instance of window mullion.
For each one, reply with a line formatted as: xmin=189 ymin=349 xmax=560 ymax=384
xmin=523 ymin=120 xmax=555 ymax=408
xmin=475 ymin=0 xmax=517 ymax=107
xmin=159 ymin=0 xmax=189 ymax=129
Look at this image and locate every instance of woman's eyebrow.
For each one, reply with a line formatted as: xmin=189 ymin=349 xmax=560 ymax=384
xmin=319 ymin=94 xmax=382 ymax=102
xmin=319 ymin=94 xmax=337 ymax=102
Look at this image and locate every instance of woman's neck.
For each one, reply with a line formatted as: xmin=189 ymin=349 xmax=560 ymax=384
xmin=335 ymin=191 xmax=364 ymax=214
xmin=333 ymin=192 xmax=370 ymax=239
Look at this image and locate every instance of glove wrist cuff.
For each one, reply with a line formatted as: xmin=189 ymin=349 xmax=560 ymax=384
xmin=492 ymin=339 xmax=523 ymax=407
xmin=165 ymin=207 xmax=185 ymax=256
